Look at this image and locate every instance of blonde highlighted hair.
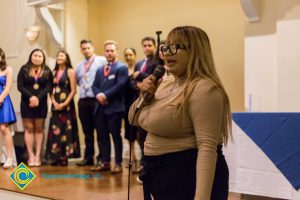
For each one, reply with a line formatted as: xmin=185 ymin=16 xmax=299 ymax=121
xmin=167 ymin=26 xmax=232 ymax=145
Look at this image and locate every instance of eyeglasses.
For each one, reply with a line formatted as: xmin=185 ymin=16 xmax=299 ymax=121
xmin=160 ymin=43 xmax=187 ymax=56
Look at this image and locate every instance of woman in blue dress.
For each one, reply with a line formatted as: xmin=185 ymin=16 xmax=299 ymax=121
xmin=0 ymin=48 xmax=17 ymax=169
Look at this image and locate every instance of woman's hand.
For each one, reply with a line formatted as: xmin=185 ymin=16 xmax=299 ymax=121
xmin=29 ymin=96 xmax=39 ymax=107
xmin=137 ymin=75 xmax=163 ymax=100
xmin=53 ymin=101 xmax=66 ymax=111
xmin=132 ymin=71 xmax=140 ymax=80
xmin=53 ymin=101 xmax=60 ymax=110
xmin=55 ymin=103 xmax=66 ymax=111
xmin=52 ymin=100 xmax=59 ymax=109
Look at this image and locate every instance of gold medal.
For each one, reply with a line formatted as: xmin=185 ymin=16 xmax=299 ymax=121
xmin=60 ymin=92 xmax=67 ymax=100
xmin=56 ymin=86 xmax=61 ymax=93
xmin=33 ymin=83 xmax=39 ymax=90
xmin=83 ymin=83 xmax=89 ymax=90
xmin=61 ymin=135 xmax=67 ymax=142
xmin=32 ymin=66 xmax=41 ymax=90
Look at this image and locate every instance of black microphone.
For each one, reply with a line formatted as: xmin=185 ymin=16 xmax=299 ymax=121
xmin=136 ymin=65 xmax=166 ymax=110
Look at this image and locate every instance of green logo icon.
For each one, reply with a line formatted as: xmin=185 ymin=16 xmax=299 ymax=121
xmin=9 ymin=162 xmax=36 ymax=190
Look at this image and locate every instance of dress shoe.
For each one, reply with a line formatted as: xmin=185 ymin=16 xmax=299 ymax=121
xmin=91 ymin=161 xmax=102 ymax=171
xmin=111 ymin=164 xmax=122 ymax=174
xmin=76 ymin=159 xmax=94 ymax=166
xmin=90 ymin=162 xmax=111 ymax=172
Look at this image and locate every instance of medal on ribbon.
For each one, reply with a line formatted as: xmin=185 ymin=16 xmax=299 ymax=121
xmin=54 ymin=69 xmax=64 ymax=94
xmin=32 ymin=66 xmax=41 ymax=90
xmin=83 ymin=56 xmax=95 ymax=92
xmin=56 ymin=87 xmax=61 ymax=93
xmin=83 ymin=74 xmax=88 ymax=81
xmin=84 ymin=56 xmax=95 ymax=73
xmin=33 ymin=83 xmax=39 ymax=90
xmin=60 ymin=92 xmax=67 ymax=100
xmin=83 ymin=83 xmax=89 ymax=90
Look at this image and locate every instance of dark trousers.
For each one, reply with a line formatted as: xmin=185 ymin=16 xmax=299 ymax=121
xmin=95 ymin=111 xmax=123 ymax=164
xmin=142 ymin=146 xmax=229 ymax=200
xmin=78 ymin=98 xmax=100 ymax=161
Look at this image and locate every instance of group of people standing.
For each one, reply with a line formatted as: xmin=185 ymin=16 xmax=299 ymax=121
xmin=75 ymin=38 xmax=157 ymax=174
xmin=1 ymin=26 xmax=233 ymax=199
xmin=0 ymin=36 xmax=157 ymax=175
xmin=5 ymin=48 xmax=80 ymax=168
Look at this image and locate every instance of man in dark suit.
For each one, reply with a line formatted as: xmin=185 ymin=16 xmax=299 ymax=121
xmin=91 ymin=40 xmax=128 ymax=174
xmin=133 ymin=36 xmax=157 ymax=82
xmin=132 ymin=37 xmax=157 ymax=174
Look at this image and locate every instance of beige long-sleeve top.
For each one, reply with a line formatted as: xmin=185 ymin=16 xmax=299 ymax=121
xmin=128 ymin=75 xmax=224 ymax=200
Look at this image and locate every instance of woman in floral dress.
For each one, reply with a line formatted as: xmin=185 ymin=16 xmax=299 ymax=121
xmin=45 ymin=50 xmax=80 ymax=166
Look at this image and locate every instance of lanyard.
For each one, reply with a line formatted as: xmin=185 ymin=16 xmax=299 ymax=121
xmin=32 ymin=66 xmax=41 ymax=83
xmin=84 ymin=55 xmax=95 ymax=72
xmin=55 ymin=69 xmax=64 ymax=84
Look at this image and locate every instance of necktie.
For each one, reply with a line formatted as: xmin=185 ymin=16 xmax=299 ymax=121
xmin=140 ymin=59 xmax=148 ymax=73
xmin=104 ymin=63 xmax=111 ymax=77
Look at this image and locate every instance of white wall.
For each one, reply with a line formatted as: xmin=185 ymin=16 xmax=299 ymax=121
xmin=1 ymin=0 xmax=37 ymax=111
xmin=245 ymin=0 xmax=300 ymax=112
xmin=65 ymin=0 xmax=89 ymax=149
xmin=65 ymin=0 xmax=88 ymax=66
xmin=0 ymin=0 xmax=59 ymax=111
xmin=276 ymin=1 xmax=300 ymax=111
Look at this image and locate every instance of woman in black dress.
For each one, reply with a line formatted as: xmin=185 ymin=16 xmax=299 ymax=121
xmin=17 ymin=48 xmax=52 ymax=167
xmin=123 ymin=48 xmax=139 ymax=171
xmin=45 ymin=50 xmax=80 ymax=166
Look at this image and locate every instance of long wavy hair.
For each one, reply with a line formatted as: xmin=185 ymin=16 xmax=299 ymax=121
xmin=167 ymin=26 xmax=232 ymax=144
xmin=54 ymin=50 xmax=73 ymax=71
xmin=0 ymin=48 xmax=7 ymax=71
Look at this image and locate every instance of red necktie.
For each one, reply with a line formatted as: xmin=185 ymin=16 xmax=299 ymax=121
xmin=104 ymin=64 xmax=111 ymax=77
xmin=140 ymin=59 xmax=147 ymax=73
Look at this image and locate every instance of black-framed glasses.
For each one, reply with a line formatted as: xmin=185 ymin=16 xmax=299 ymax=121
xmin=160 ymin=43 xmax=187 ymax=56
